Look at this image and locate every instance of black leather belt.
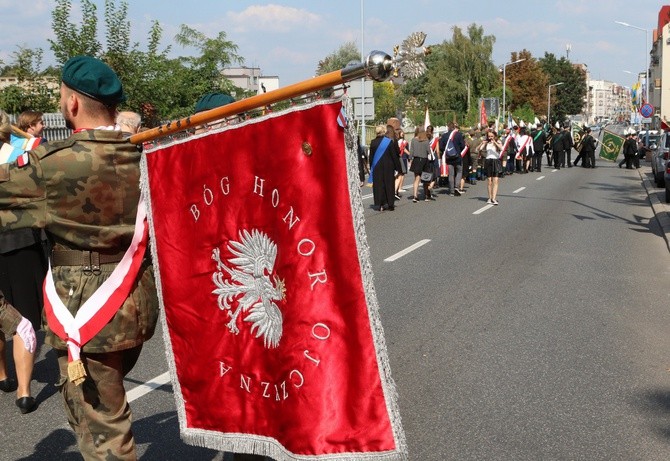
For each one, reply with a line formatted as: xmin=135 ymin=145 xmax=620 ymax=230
xmin=51 ymin=249 xmax=125 ymax=268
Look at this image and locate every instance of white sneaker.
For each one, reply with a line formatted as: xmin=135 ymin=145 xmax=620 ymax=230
xmin=487 ymin=198 xmax=492 ymax=204
xmin=492 ymin=199 xmax=499 ymax=205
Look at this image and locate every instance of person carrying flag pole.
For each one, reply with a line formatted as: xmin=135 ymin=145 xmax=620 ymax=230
xmin=0 ymin=56 xmax=159 ymax=459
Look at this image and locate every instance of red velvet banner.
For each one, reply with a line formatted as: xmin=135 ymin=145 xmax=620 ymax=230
xmin=144 ymin=100 xmax=406 ymax=460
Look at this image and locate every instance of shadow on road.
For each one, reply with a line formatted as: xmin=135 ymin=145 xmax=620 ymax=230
xmin=631 ymin=389 xmax=670 ymax=440
xmin=16 ymin=429 xmax=79 ymax=461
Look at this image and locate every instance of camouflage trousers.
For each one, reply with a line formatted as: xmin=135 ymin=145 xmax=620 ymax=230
xmin=57 ymin=346 xmax=142 ymax=460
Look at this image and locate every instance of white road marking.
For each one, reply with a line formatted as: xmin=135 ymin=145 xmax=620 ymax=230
xmin=127 ymin=371 xmax=171 ymax=402
xmin=473 ymin=205 xmax=494 ymax=214
xmin=513 ymin=187 xmax=525 ymax=194
xmin=536 ymin=176 xmax=545 ymax=180
xmin=552 ymin=169 xmax=559 ymax=172
xmin=384 ymin=239 xmax=431 ymax=262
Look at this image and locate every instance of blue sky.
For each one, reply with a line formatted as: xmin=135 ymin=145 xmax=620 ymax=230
xmin=0 ymin=0 xmax=665 ymax=88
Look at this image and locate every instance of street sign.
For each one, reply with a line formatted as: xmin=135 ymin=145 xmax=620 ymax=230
xmin=639 ymin=103 xmax=654 ymax=118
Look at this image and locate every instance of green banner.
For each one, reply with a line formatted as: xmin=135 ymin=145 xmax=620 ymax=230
xmin=599 ymin=130 xmax=624 ymax=161
xmin=572 ymin=124 xmax=584 ymax=146
xmin=572 ymin=124 xmax=585 ymax=152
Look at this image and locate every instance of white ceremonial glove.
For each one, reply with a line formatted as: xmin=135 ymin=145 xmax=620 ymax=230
xmin=16 ymin=317 xmax=36 ymax=354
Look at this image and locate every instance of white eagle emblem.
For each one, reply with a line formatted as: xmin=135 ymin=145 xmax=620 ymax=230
xmin=211 ymin=229 xmax=285 ymax=348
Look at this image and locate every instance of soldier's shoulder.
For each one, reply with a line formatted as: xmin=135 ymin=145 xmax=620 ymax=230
xmin=32 ymin=137 xmax=78 ymax=160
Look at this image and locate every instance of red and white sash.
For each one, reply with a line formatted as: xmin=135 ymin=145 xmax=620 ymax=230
xmin=500 ymin=135 xmax=514 ymax=160
xmin=439 ymin=131 xmax=456 ymax=176
xmin=43 ymin=194 xmax=148 ymax=383
xmin=460 ymin=145 xmax=470 ymax=158
xmin=515 ymin=135 xmax=531 ymax=160
xmin=398 ymin=139 xmax=408 ymax=155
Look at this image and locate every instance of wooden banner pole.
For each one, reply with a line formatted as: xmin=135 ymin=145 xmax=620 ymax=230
xmin=129 ymin=51 xmax=394 ymax=146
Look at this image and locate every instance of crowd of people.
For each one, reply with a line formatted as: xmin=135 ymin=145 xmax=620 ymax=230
xmin=0 ymin=52 xmax=651 ymax=460
xmin=361 ymin=117 xmax=604 ymax=210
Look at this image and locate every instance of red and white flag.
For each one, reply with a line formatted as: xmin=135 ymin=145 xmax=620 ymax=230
xmin=500 ymin=135 xmax=514 ymax=160
xmin=480 ymin=99 xmax=487 ymax=127
xmin=142 ymin=99 xmax=407 ymax=460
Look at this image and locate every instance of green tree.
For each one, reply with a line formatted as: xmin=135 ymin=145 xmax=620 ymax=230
xmin=505 ymin=50 xmax=548 ymax=119
xmin=49 ymin=0 xmax=101 ymax=65
xmin=400 ymin=24 xmax=497 ymax=128
xmin=316 ymin=41 xmax=360 ymax=76
xmin=175 ymin=25 xmax=242 ymax=97
xmin=373 ymin=81 xmax=397 ymax=124
xmin=46 ymin=0 xmax=244 ymax=122
xmin=449 ymin=25 xmax=497 ymax=116
xmin=0 ymin=46 xmax=59 ymax=113
xmin=538 ymin=53 xmax=587 ymax=124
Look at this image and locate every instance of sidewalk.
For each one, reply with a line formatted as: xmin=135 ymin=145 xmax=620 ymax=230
xmin=638 ymin=163 xmax=670 ymax=252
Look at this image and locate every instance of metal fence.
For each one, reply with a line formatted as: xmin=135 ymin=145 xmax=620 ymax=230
xmin=8 ymin=112 xmax=72 ymax=142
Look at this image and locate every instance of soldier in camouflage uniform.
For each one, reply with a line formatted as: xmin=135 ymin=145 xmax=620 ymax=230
xmin=0 ymin=56 xmax=158 ymax=460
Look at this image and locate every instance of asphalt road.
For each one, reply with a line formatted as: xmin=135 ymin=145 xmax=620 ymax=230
xmin=2 ymin=156 xmax=670 ymax=461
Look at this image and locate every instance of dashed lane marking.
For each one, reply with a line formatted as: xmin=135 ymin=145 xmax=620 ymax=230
xmin=384 ymin=239 xmax=431 ymax=262
xmin=473 ymin=204 xmax=494 ymax=214
xmin=127 ymin=372 xmax=171 ymax=402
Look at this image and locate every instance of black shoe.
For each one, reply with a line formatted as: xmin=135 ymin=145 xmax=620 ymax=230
xmin=0 ymin=378 xmax=17 ymax=392
xmin=16 ymin=396 xmax=36 ymax=414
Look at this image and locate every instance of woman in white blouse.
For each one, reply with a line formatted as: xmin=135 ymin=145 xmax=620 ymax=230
xmin=478 ymin=130 xmax=504 ymax=205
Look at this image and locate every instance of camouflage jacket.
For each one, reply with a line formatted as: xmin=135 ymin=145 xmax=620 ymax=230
xmin=0 ymin=130 xmax=158 ymax=353
xmin=0 ymin=293 xmax=22 ymax=337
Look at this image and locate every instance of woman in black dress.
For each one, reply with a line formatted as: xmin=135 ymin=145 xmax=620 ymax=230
xmin=369 ymin=124 xmax=402 ymax=211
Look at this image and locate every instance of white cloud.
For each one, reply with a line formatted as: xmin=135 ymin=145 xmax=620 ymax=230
xmin=226 ymin=4 xmax=321 ymax=33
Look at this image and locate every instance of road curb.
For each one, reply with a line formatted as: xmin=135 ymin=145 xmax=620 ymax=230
xmin=639 ymin=165 xmax=670 ymax=252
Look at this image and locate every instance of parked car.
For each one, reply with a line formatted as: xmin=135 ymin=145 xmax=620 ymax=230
xmin=639 ymin=132 xmax=661 ymax=162
xmin=665 ymin=160 xmax=670 ymax=202
xmin=652 ymin=131 xmax=670 ymax=187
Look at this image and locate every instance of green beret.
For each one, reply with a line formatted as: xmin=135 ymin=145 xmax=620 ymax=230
xmin=61 ymin=56 xmax=126 ymax=105
xmin=194 ymin=93 xmax=235 ymax=113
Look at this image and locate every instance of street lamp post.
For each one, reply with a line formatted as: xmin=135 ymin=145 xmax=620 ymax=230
xmin=547 ymin=82 xmax=565 ymax=125
xmin=615 ymin=21 xmax=649 ymax=105
xmin=615 ymin=20 xmax=650 ymax=144
xmin=360 ymin=0 xmax=365 ymax=146
xmin=501 ymin=58 xmax=525 ymax=124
